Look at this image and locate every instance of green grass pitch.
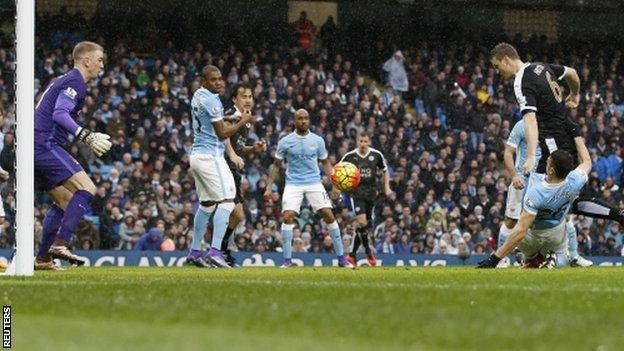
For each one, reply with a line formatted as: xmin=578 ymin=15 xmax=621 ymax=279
xmin=2 ymin=267 xmax=623 ymax=351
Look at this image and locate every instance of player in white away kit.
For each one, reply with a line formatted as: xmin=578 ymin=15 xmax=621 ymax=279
xmin=265 ymin=109 xmax=354 ymax=268
xmin=478 ymin=136 xmax=592 ymax=268
xmin=498 ymin=120 xmax=592 ymax=267
xmin=186 ymin=65 xmax=254 ymax=268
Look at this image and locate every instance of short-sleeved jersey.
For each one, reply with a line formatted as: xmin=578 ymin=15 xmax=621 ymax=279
xmin=276 ymin=131 xmax=327 ymax=185
xmin=523 ymin=168 xmax=588 ymax=229
xmin=340 ymin=147 xmax=387 ymax=197
xmin=191 ymin=87 xmax=225 ymax=156
xmin=506 ymin=119 xmax=542 ymax=176
xmin=34 ymin=68 xmax=87 ymax=146
xmin=514 ymin=62 xmax=576 ymax=168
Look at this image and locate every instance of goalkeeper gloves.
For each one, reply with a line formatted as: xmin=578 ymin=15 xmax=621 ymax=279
xmin=476 ymin=254 xmax=502 ymax=269
xmin=75 ymin=127 xmax=112 ymax=157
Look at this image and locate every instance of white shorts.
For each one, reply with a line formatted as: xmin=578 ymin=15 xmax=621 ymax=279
xmin=505 ymin=184 xmax=524 ymax=219
xmin=189 ymin=153 xmax=236 ymax=202
xmin=518 ymin=221 xmax=567 ymax=259
xmin=282 ymin=182 xmax=333 ymax=214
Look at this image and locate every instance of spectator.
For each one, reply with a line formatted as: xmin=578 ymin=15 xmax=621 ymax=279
xmin=134 ymin=228 xmax=164 ymax=251
xmin=382 ymin=50 xmax=408 ymax=95
xmin=292 ymin=11 xmax=315 ymax=51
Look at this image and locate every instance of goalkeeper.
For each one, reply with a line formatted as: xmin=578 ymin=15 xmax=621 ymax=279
xmin=34 ymin=41 xmax=112 ymax=269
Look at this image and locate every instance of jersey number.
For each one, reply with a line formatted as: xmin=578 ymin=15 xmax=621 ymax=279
xmin=546 ymin=71 xmax=563 ymax=103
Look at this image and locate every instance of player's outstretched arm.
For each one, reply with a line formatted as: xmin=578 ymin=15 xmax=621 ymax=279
xmin=240 ymin=139 xmax=267 ymax=155
xmin=225 ymin=138 xmax=244 ymax=170
xmin=562 ymin=67 xmax=581 ymax=109
xmin=573 ymin=136 xmax=592 ymax=175
xmin=496 ymin=211 xmax=534 ymax=258
xmin=522 ymin=112 xmax=538 ymax=175
xmin=381 ymin=168 xmax=392 ymax=196
xmin=52 ymin=91 xmax=82 ymax=135
xmin=504 ymin=144 xmax=524 ymax=189
xmin=76 ymin=127 xmax=112 ymax=157
xmin=213 ymin=110 xmax=254 ymax=139
xmin=264 ymin=158 xmax=283 ymax=200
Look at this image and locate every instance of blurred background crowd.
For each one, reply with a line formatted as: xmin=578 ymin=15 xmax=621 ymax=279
xmin=0 ymin=0 xmax=623 ymax=256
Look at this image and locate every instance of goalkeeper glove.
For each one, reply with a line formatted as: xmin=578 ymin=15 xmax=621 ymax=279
xmin=476 ymin=254 xmax=502 ymax=269
xmin=76 ymin=127 xmax=112 ymax=157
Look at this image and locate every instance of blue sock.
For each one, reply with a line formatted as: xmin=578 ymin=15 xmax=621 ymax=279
xmin=566 ymin=220 xmax=579 ymax=259
xmin=211 ymin=203 xmax=234 ymax=250
xmin=38 ymin=204 xmax=64 ymax=258
xmin=57 ymin=190 xmax=93 ymax=244
xmin=281 ymin=223 xmax=294 ymax=259
xmin=327 ymin=221 xmax=344 ymax=256
xmin=497 ymin=223 xmax=511 ymax=249
xmin=191 ymin=205 xmax=214 ymax=251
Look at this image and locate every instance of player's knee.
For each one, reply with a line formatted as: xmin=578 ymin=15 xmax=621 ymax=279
xmin=232 ymin=204 xmax=245 ymax=223
xmin=282 ymin=211 xmax=296 ymax=224
xmin=65 ymin=172 xmax=96 ymax=194
xmin=320 ymin=209 xmax=335 ymax=223
xmin=504 ymin=217 xmax=517 ymax=229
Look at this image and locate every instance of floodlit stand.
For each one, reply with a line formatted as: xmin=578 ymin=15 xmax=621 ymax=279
xmin=2 ymin=0 xmax=35 ymax=276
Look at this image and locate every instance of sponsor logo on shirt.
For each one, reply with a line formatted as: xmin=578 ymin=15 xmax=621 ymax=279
xmin=63 ymin=87 xmax=77 ymax=100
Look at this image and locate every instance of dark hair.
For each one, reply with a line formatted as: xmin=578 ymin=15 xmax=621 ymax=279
xmin=549 ymin=149 xmax=576 ymax=179
xmin=490 ymin=42 xmax=520 ymax=60
xmin=230 ymin=82 xmax=252 ymax=102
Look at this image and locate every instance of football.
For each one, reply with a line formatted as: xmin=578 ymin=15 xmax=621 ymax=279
xmin=330 ymin=162 xmax=361 ymax=192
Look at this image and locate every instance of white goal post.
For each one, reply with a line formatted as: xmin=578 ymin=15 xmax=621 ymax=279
xmin=4 ymin=0 xmax=35 ymax=276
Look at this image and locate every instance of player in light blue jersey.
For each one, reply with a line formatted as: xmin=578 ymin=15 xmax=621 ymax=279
xmin=498 ymin=119 xmax=592 ymax=267
xmin=186 ymin=65 xmax=254 ymax=268
xmin=265 ymin=109 xmax=354 ymax=268
xmin=496 ymin=119 xmax=538 ymax=267
xmin=478 ymin=135 xmax=592 ymax=268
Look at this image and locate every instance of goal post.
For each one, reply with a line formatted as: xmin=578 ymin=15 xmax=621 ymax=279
xmin=8 ymin=0 xmax=35 ymax=276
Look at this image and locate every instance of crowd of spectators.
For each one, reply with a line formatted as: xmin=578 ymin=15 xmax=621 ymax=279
xmin=1 ymin=11 xmax=624 ymax=258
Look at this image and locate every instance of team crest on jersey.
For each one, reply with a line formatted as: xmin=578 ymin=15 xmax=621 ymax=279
xmin=368 ymin=156 xmax=374 ymax=161
xmin=308 ymin=142 xmax=316 ymax=150
xmin=63 ymin=87 xmax=77 ymax=100
xmin=533 ymin=64 xmax=544 ymax=75
xmin=211 ymin=107 xmax=221 ymax=114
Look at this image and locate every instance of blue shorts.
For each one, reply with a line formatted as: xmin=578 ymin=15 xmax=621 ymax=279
xmin=35 ymin=142 xmax=83 ymax=191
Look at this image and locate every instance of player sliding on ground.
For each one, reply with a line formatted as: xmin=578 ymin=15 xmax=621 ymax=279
xmin=265 ymin=109 xmax=354 ymax=268
xmin=498 ymin=119 xmax=592 ymax=267
xmin=478 ymin=136 xmax=592 ymax=268
xmin=490 ymin=42 xmax=624 ymax=227
xmin=185 ymin=65 xmax=254 ymax=268
xmin=340 ymin=131 xmax=392 ymax=267
xmin=34 ymin=41 xmax=112 ymax=270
